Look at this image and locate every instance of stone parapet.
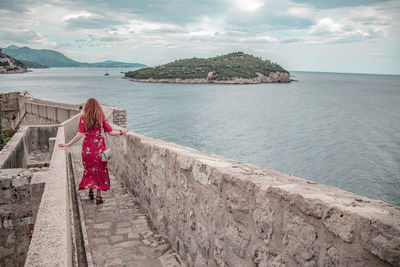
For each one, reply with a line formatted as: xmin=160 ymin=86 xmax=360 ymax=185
xmin=0 ymin=168 xmax=35 ymax=267
xmin=60 ymin=112 xmax=82 ymax=142
xmin=24 ymin=126 xmax=73 ymax=267
xmin=105 ymin=124 xmax=400 ymax=267
xmin=0 ymin=92 xmax=81 ymax=130
xmin=23 ymin=101 xmax=80 ymax=125
xmin=0 ymin=125 xmax=57 ymax=169
xmin=101 ymin=104 xmax=127 ymax=128
xmin=0 ymin=92 xmax=21 ymax=130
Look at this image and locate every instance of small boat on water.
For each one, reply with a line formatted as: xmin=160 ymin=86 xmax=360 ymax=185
xmin=104 ymin=73 xmax=110 ymax=76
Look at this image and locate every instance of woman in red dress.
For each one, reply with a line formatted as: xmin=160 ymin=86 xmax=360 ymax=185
xmin=58 ymin=98 xmax=128 ymax=204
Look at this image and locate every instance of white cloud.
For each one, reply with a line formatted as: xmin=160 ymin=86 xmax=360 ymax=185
xmin=0 ymin=0 xmax=398 ymax=73
xmin=235 ymin=0 xmax=264 ymax=12
xmin=309 ymin=17 xmax=342 ymax=34
xmin=255 ymin=36 xmax=278 ymax=42
xmin=63 ymin=12 xmax=93 ymax=21
xmin=287 ymin=7 xmax=314 ymax=17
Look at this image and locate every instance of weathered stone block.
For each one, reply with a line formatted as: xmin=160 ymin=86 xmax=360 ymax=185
xmin=6 ymin=232 xmax=16 ymax=245
xmin=0 ymin=178 xmax=12 ymax=188
xmin=282 ymin=213 xmax=317 ymax=266
xmin=360 ymin=219 xmax=400 ymax=266
xmin=323 ymin=208 xmax=355 ymax=243
xmin=324 ymin=246 xmax=365 ymax=267
xmin=213 ymin=234 xmax=226 ymax=267
xmin=192 ymin=162 xmax=211 ymax=186
xmin=291 ymin=194 xmax=324 ymax=219
xmin=225 ymin=179 xmax=254 ymax=225
xmin=0 ymin=246 xmax=14 ymax=258
xmin=183 ymin=233 xmax=198 ymax=258
xmin=252 ymin=247 xmax=286 ymax=267
xmin=3 ymin=219 xmax=13 ymax=229
xmin=194 ymin=251 xmax=208 ymax=267
xmin=196 ymin=223 xmax=210 ymax=257
xmin=225 ymin=222 xmax=251 ymax=259
xmin=253 ymin=192 xmax=274 ymax=244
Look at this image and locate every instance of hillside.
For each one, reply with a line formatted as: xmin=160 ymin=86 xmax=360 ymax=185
xmin=125 ymin=52 xmax=290 ymax=84
xmin=3 ymin=45 xmax=81 ymax=67
xmin=80 ymin=60 xmax=147 ymax=68
xmin=19 ymin=59 xmax=49 ymax=68
xmin=2 ymin=45 xmax=147 ymax=68
xmin=0 ymin=51 xmax=28 ymax=73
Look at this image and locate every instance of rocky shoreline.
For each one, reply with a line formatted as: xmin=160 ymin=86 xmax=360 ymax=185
xmin=0 ymin=50 xmax=28 ymax=74
xmin=127 ymin=71 xmax=291 ymax=84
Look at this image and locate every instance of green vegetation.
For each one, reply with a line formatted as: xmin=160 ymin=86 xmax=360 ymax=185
xmin=125 ymin=52 xmax=288 ymax=81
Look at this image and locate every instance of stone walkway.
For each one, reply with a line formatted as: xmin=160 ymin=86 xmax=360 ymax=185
xmin=70 ymin=143 xmax=183 ymax=267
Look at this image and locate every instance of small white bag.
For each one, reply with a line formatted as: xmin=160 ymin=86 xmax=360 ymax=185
xmin=100 ymin=122 xmax=112 ymax=162
xmin=101 ymin=148 xmax=112 ymax=162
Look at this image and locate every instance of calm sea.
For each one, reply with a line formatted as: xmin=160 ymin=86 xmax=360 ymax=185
xmin=1 ymin=68 xmax=399 ymax=206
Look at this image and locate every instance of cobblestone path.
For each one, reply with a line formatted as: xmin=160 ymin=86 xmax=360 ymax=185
xmin=70 ymin=143 xmax=183 ymax=267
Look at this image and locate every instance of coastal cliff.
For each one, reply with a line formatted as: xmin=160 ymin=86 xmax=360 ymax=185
xmin=125 ymin=52 xmax=290 ymax=84
xmin=0 ymin=50 xmax=28 ymax=74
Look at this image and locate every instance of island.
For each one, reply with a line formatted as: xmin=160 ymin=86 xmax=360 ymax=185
xmin=124 ymin=52 xmax=290 ymax=84
xmin=0 ymin=49 xmax=28 ymax=74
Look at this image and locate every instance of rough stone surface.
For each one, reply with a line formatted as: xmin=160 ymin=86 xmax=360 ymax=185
xmin=282 ymin=212 xmax=317 ymax=266
xmin=0 ymin=169 xmax=35 ymax=267
xmin=323 ymin=207 xmax=355 ymax=243
xmin=105 ymin=125 xmax=399 ymax=267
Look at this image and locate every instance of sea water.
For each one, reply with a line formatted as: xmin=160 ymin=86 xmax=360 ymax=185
xmin=1 ymin=68 xmax=399 ymax=205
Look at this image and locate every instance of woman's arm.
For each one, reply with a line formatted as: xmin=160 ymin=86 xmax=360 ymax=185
xmin=58 ymin=132 xmax=85 ymax=148
xmin=107 ymin=129 xmax=129 ymax=136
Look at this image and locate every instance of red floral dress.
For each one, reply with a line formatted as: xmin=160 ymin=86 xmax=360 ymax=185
xmin=78 ymin=115 xmax=113 ymax=191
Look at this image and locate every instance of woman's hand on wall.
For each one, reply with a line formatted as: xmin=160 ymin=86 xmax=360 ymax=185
xmin=58 ymin=143 xmax=69 ymax=148
xmin=119 ymin=129 xmax=129 ymax=135
xmin=108 ymin=128 xmax=129 ymax=136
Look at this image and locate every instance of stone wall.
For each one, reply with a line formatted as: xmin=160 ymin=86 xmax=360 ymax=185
xmin=22 ymin=101 xmax=80 ymax=126
xmin=0 ymin=92 xmax=21 ymax=130
xmin=105 ymin=124 xmax=400 ymax=267
xmin=0 ymin=92 xmax=81 ymax=130
xmin=101 ymin=104 xmax=127 ymax=128
xmin=0 ymin=125 xmax=58 ymax=169
xmin=0 ymin=168 xmax=35 ymax=267
xmin=25 ymin=126 xmax=73 ymax=267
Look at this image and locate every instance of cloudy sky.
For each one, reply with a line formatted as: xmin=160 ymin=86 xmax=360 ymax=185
xmin=1 ymin=0 xmax=399 ymax=74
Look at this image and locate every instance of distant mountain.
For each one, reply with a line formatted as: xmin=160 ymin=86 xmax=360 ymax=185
xmin=19 ymin=59 xmax=49 ymax=68
xmin=3 ymin=45 xmax=81 ymax=67
xmin=2 ymin=45 xmax=147 ymax=68
xmin=80 ymin=60 xmax=148 ymax=68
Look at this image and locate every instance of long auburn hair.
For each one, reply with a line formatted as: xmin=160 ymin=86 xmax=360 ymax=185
xmin=83 ymin=98 xmax=105 ymax=130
